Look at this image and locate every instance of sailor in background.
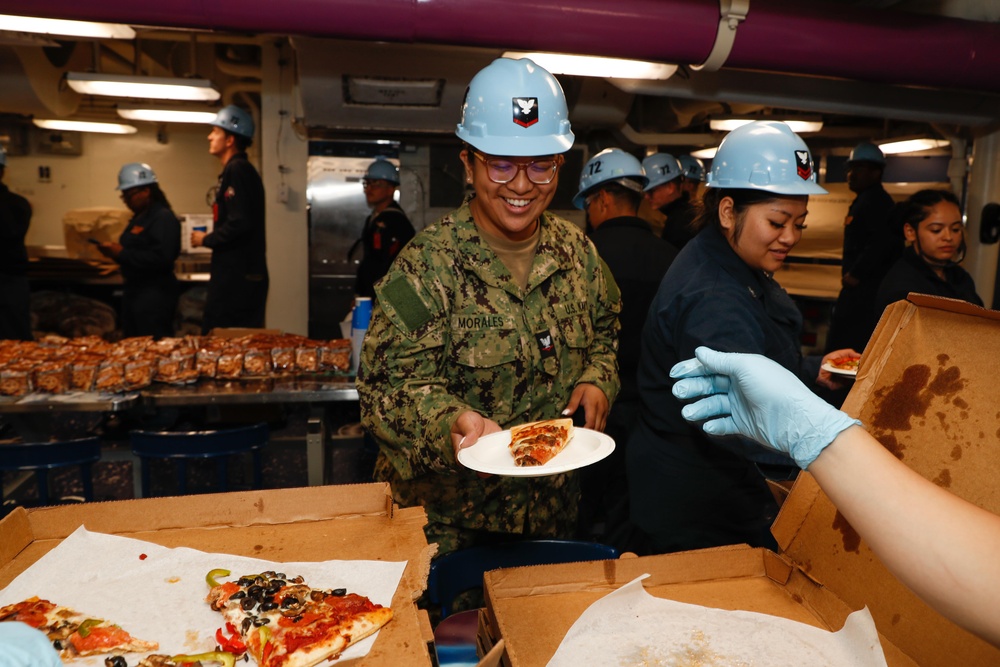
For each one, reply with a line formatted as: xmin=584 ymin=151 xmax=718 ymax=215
xmin=643 ymin=152 xmax=697 ymax=249
xmin=678 ymin=154 xmax=706 ymax=204
xmin=98 ymin=163 xmax=181 ymax=338
xmin=573 ymin=147 xmax=677 ymax=548
xmin=826 ymin=142 xmax=900 ymax=352
xmin=192 ymin=105 xmax=268 ymax=332
xmin=351 ymin=157 xmax=415 ymax=298
xmin=0 ymin=144 xmax=33 ymax=341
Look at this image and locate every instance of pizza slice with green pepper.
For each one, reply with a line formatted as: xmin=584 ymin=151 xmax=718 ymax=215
xmin=205 ymin=568 xmax=392 ymax=667
xmin=0 ymin=595 xmax=158 ymax=660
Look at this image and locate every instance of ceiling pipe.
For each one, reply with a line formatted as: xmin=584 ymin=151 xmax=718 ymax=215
xmin=7 ymin=0 xmax=1000 ymax=93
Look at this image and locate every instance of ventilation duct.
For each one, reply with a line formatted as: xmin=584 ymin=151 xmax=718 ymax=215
xmin=7 ymin=0 xmax=1000 ymax=93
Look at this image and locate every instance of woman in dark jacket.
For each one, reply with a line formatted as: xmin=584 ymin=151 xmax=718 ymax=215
xmin=98 ymin=163 xmax=181 ymax=338
xmin=875 ymin=189 xmax=982 ymax=318
xmin=627 ymin=121 xmax=855 ymax=555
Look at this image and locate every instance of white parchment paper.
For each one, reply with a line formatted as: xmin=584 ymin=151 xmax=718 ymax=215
xmin=0 ymin=527 xmax=407 ymax=665
xmin=546 ymin=575 xmax=889 ymax=667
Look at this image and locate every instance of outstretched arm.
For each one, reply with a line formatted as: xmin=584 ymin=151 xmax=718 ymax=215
xmin=671 ymin=347 xmax=1000 ymax=647
xmin=808 ymin=425 xmax=1000 ymax=646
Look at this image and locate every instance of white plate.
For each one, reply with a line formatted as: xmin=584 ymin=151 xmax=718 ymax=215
xmin=457 ymin=427 xmax=615 ymax=477
xmin=822 ymin=360 xmax=859 ymax=377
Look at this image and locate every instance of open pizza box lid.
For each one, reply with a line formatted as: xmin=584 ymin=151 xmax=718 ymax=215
xmin=0 ymin=483 xmax=435 ymax=666
xmin=480 ymin=294 xmax=1000 ymax=666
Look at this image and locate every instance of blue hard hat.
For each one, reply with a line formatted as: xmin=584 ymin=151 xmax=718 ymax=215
xmin=678 ymin=155 xmax=706 ymax=182
xmin=642 ymin=153 xmax=683 ymax=191
xmin=848 ymin=141 xmax=886 ymax=165
xmin=210 ymin=105 xmax=255 ymax=139
xmin=573 ymin=148 xmax=647 ymax=209
xmin=116 ymin=162 xmax=158 ymax=191
xmin=706 ymin=121 xmax=827 ymax=196
xmin=455 ymin=57 xmax=574 ymax=157
xmin=364 ymin=157 xmax=400 ymax=185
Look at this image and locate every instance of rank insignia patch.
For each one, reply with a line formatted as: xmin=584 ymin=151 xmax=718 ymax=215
xmin=513 ymin=97 xmax=539 ymax=128
xmin=535 ymin=331 xmax=555 ymax=359
xmin=795 ymin=150 xmax=812 ymax=180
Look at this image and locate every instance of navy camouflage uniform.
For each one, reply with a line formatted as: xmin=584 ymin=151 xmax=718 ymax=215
xmin=358 ymin=200 xmax=621 ymax=555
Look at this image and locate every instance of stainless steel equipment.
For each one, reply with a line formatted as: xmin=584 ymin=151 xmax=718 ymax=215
xmin=306 ymin=141 xmax=399 ymax=339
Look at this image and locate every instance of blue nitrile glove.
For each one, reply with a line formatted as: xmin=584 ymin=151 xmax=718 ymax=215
xmin=670 ymin=347 xmax=861 ymax=469
xmin=0 ymin=622 xmax=62 ymax=667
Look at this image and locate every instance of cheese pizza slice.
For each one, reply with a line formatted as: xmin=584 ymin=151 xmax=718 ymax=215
xmin=508 ymin=418 xmax=574 ymax=466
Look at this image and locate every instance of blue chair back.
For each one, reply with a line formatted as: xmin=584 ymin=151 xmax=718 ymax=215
xmin=130 ymin=422 xmax=268 ymax=497
xmin=0 ymin=437 xmax=102 ymax=508
xmin=427 ymin=539 xmax=620 ymax=618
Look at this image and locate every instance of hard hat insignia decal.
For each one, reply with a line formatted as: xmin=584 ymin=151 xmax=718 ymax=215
xmin=512 ymin=97 xmax=539 ymax=128
xmin=795 ymin=150 xmax=812 ymax=180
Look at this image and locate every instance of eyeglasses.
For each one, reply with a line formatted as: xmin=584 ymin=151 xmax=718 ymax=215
xmin=583 ymin=191 xmax=602 ymax=209
xmin=473 ymin=152 xmax=561 ymax=185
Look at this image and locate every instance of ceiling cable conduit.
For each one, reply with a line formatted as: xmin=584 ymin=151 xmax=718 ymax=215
xmin=6 ymin=0 xmax=1000 ymax=93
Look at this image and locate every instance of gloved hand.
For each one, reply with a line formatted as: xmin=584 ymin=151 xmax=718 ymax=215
xmin=670 ymin=347 xmax=861 ymax=469
xmin=0 ymin=621 xmax=62 ymax=667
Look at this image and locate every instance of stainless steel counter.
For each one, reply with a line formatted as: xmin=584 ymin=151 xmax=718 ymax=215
xmin=0 ymin=375 xmax=359 ymax=487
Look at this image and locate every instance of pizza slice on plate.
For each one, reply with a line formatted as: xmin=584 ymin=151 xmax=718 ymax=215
xmin=0 ymin=596 xmax=158 ymax=660
xmin=508 ymin=418 xmax=575 ymax=467
xmin=206 ymin=569 xmax=392 ymax=667
xmin=830 ymin=356 xmax=860 ymax=371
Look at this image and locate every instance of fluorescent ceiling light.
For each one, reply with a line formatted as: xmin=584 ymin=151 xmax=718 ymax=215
xmin=0 ymin=14 xmax=135 ymax=39
xmin=34 ymin=119 xmax=137 ymax=134
xmin=503 ymin=51 xmax=676 ymax=80
xmin=877 ymin=138 xmax=950 ymax=155
xmin=691 ymin=146 xmax=718 ymax=159
xmin=117 ymin=106 xmax=218 ymax=124
xmin=66 ymin=72 xmax=221 ymax=101
xmin=710 ymin=118 xmax=824 ymax=133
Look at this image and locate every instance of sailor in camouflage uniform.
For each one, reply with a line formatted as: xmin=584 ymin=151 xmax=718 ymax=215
xmin=358 ymin=58 xmax=621 ymax=556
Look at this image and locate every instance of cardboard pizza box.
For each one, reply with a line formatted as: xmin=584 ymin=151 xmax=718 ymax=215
xmin=480 ymin=294 xmax=1000 ymax=666
xmin=0 ymin=483 xmax=434 ymax=666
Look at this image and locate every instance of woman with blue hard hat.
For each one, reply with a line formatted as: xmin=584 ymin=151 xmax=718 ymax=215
xmin=97 ymin=162 xmax=180 ymax=338
xmin=357 ymin=57 xmax=621 ymax=555
xmin=627 ymin=120 xmax=857 ymax=554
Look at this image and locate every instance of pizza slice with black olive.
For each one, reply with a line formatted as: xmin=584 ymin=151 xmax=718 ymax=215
xmin=205 ymin=570 xmax=392 ymax=667
xmin=508 ymin=417 xmax=575 ymax=466
xmin=0 ymin=596 xmax=158 ymax=660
